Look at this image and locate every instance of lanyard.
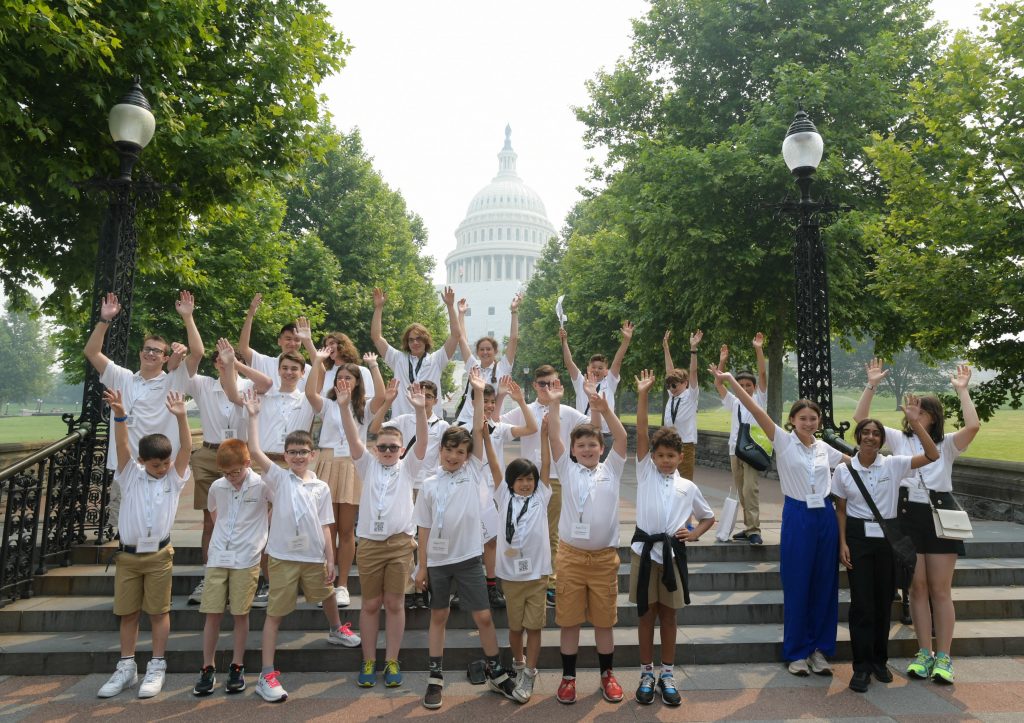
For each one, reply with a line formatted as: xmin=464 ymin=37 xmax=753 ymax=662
xmin=143 ymin=474 xmax=167 ymax=536
xmin=505 ymin=493 xmax=533 ymax=545
xmin=288 ymin=473 xmax=312 ymax=533
xmin=375 ymin=465 xmax=399 ymax=519
xmin=222 ymin=476 xmax=248 ymax=549
xmin=583 ymin=381 xmax=602 ymax=415
xmin=802 ymin=442 xmax=818 ymax=495
xmin=407 ymin=353 xmax=425 ymax=383
xmin=659 ymin=474 xmax=675 ymax=531
xmin=434 ymin=473 xmax=457 ymax=532
xmin=577 ymin=468 xmax=597 ymax=521
xmin=670 ymin=395 xmax=682 ymax=424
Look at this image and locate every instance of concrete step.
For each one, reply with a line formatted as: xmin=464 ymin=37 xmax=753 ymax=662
xmin=6 ymin=586 xmax=1024 ymax=634
xmin=3 ymin=619 xmax=1023 ymax=675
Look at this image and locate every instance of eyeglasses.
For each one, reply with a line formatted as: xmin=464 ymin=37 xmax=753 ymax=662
xmin=376 ymin=444 xmax=401 ymax=453
xmin=141 ymin=346 xmax=169 ymax=357
xmin=667 ymin=382 xmax=683 ymax=389
xmin=408 ymin=335 xmax=425 ymax=343
xmin=220 ymin=467 xmax=247 ymax=477
xmin=285 ymin=449 xmax=312 ymax=457
xmin=536 ymin=380 xmax=555 ymax=388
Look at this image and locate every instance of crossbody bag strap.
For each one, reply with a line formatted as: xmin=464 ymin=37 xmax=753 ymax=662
xmin=844 ymin=462 xmax=886 ymax=527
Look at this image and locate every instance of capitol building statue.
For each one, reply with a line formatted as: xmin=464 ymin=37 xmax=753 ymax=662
xmin=444 ymin=125 xmax=557 ymax=346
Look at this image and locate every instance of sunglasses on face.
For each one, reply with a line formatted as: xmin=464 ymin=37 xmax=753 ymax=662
xmin=536 ymin=381 xmax=555 ymax=388
xmin=141 ymin=346 xmax=169 ymax=357
xmin=376 ymin=444 xmax=401 ymax=453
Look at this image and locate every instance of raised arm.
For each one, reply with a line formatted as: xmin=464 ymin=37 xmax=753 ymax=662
xmin=504 ymin=293 xmax=521 ymax=363
xmin=709 ymin=364 xmax=776 ymax=441
xmin=441 ymin=286 xmax=460 ymax=359
xmin=635 ymin=369 xmax=656 ymax=460
xmin=456 ymin=298 xmax=473 ymax=361
xmin=84 ymin=292 xmax=120 ymax=375
xmin=237 ymin=293 xmax=261 ymax=365
xmin=368 ymin=379 xmax=399 ymax=435
xmin=559 ymin=327 xmax=581 ymax=381
xmin=592 ymin=385 xmax=627 ymax=457
xmin=950 ymin=364 xmax=981 ymax=452
xmin=609 ymin=320 xmax=634 ymax=378
xmin=304 ymin=347 xmax=329 ymax=414
xmin=409 ymin=383 xmax=429 ymax=461
xmin=468 ymin=367 xmax=486 ymax=460
xmin=753 ymin=332 xmax=767 ymax=392
xmin=176 ymin=290 xmax=204 ymax=376
xmin=714 ymin=344 xmax=729 ymax=399
xmin=502 ymin=377 xmax=537 ymax=437
xmin=234 ymin=359 xmax=273 ymax=394
xmin=364 ymin=352 xmax=386 ymax=413
xmin=903 ymin=394 xmax=941 ymax=467
xmin=370 ymin=287 xmax=389 ymax=356
xmin=544 ymin=380 xmax=565 ymax=461
xmin=662 ymin=330 xmax=675 ymax=376
xmin=335 ymin=377 xmax=365 ymax=461
xmin=242 ymin=389 xmax=273 ymax=471
xmin=102 ymin=388 xmax=130 ymax=473
xmin=689 ymin=329 xmax=703 ymax=386
xmin=217 ymin=338 xmax=245 ymax=406
xmin=539 ymin=417 xmax=551 ymax=487
xmin=853 ymin=357 xmax=888 ymax=423
xmin=166 ymin=391 xmax=192 ymax=477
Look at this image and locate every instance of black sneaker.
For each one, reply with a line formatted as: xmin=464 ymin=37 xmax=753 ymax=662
xmin=657 ymin=673 xmax=682 ymax=706
xmin=415 ymin=591 xmax=430 ymax=609
xmin=873 ymin=663 xmax=893 ymax=683
xmin=486 ymin=663 xmax=516 ymax=700
xmin=423 ymin=674 xmax=444 ymax=709
xmin=226 ymin=663 xmax=245 ymax=693
xmin=546 ymin=589 xmax=556 ymax=608
xmin=748 ymin=533 xmax=764 ymax=545
xmin=192 ymin=665 xmax=216 ymax=697
xmin=635 ymin=673 xmax=656 ymax=705
xmin=405 ymin=594 xmax=417 ymax=610
xmin=450 ymin=592 xmax=460 ymax=609
xmin=731 ymin=531 xmax=749 ymax=541
xmin=488 ymin=585 xmax=506 ymax=609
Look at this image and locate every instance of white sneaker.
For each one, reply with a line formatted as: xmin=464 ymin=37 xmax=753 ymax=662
xmin=335 ymin=586 xmax=350 ymax=608
xmin=138 ymin=658 xmax=167 ymax=698
xmin=188 ymin=579 xmax=205 ymax=605
xmin=327 ymin=622 xmax=361 ymax=647
xmin=97 ymin=658 xmax=138 ymax=697
xmin=251 ymin=582 xmax=270 ymax=609
xmin=788 ymin=658 xmax=810 ymax=676
xmin=256 ymin=670 xmax=288 ymax=702
xmin=512 ymin=668 xmax=536 ymax=703
xmin=807 ymin=650 xmax=833 ymax=676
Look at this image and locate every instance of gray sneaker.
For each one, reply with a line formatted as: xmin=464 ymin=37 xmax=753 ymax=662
xmin=807 ymin=650 xmax=833 ymax=676
xmin=251 ymin=582 xmax=270 ymax=609
xmin=188 ymin=579 xmax=205 ymax=605
xmin=512 ymin=668 xmax=536 ymax=703
xmin=327 ymin=622 xmax=361 ymax=647
xmin=97 ymin=658 xmax=138 ymax=698
xmin=138 ymin=658 xmax=167 ymax=698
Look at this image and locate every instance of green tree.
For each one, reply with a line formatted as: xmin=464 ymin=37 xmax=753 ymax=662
xmin=866 ymin=1 xmax=1024 ymax=419
xmin=830 ymin=339 xmax=953 ymax=409
xmin=0 ymin=302 xmax=55 ymax=409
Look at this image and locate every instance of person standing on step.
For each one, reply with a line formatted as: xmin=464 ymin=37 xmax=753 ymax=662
xmin=236 ymin=292 xmax=311 ymax=390
xmin=631 ymin=370 xmax=715 ymax=707
xmin=454 ymin=293 xmax=521 ymax=426
xmin=710 ymin=364 xmax=850 ymax=678
xmin=713 ymin=334 xmax=768 ymax=545
xmin=661 ymin=329 xmax=703 ymax=481
xmin=853 ymin=361 xmax=980 ymax=684
xmin=96 ymin=388 xmax=192 ymax=700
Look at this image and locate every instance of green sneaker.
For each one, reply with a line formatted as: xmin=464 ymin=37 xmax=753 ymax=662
xmin=932 ymin=653 xmax=954 ymax=684
xmin=384 ymin=659 xmax=403 ymax=688
xmin=906 ymin=649 xmax=934 ymax=679
xmin=357 ymin=659 xmax=377 ymax=688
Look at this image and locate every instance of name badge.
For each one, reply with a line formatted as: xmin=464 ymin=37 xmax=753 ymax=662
xmin=909 ymin=487 xmax=929 ymax=504
xmin=223 ymin=427 xmax=236 ymax=440
xmin=279 ymin=431 xmax=287 ymax=445
xmin=124 ymin=414 xmax=137 ymax=429
xmin=429 ymin=538 xmax=449 ymax=556
xmin=373 ymin=520 xmax=386 ymax=535
xmin=136 ymin=536 xmax=159 ymax=553
xmin=572 ymin=522 xmax=591 ymax=539
xmin=210 ymin=550 xmax=237 ymax=567
xmin=806 ymin=493 xmax=825 ymax=509
xmin=286 ymin=534 xmax=309 ymax=552
xmin=514 ymin=557 xmax=533 ymax=576
xmin=864 ymin=522 xmax=884 ymax=538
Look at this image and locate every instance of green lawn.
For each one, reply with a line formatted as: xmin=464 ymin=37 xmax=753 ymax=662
xmin=0 ymin=415 xmax=203 ymax=445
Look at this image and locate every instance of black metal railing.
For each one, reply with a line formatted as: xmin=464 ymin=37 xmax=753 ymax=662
xmin=0 ymin=424 xmax=92 ymax=607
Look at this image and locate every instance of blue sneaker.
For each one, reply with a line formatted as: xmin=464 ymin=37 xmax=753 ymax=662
xmin=357 ymin=659 xmax=376 ymax=688
xmin=384 ymin=659 xmax=403 ymax=688
xmin=635 ymin=672 xmax=656 ymax=705
xmin=546 ymin=589 xmax=556 ymax=608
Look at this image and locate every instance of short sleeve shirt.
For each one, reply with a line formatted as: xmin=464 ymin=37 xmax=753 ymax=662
xmin=664 ymin=387 xmax=699 ymax=444
xmin=413 ymin=456 xmax=487 ymax=566
xmin=261 ymin=465 xmax=332 ymax=563
xmin=318 ymin=398 xmax=374 ymax=456
xmin=99 ymin=363 xmax=188 ymax=470
xmin=555 ymin=449 xmax=625 ymax=550
xmin=502 ymin=402 xmax=587 ymax=479
xmin=455 ymin=353 xmax=513 ymax=426
xmin=354 ymin=453 xmax=422 ymax=539
xmin=384 ymin=344 xmax=450 ymax=418
xmin=632 ymin=455 xmax=714 ymax=563
xmin=494 ymin=482 xmax=553 ymax=581
xmin=249 ymin=349 xmax=311 ymax=392
xmin=773 ymin=426 xmax=845 ymax=501
xmin=382 ymin=414 xmax=449 ymax=489
xmin=207 ymin=472 xmax=270 ymax=568
xmin=572 ymin=371 xmax=620 ymax=433
xmin=722 ymin=390 xmax=768 ymax=454
xmin=114 ymin=461 xmax=189 ymax=545
xmin=321 ymin=365 xmax=375 ymax=401
xmin=253 ymin=390 xmax=315 ymax=454
xmin=885 ymin=428 xmax=962 ymax=493
xmin=186 ymin=373 xmax=251 ymax=443
xmin=832 ymin=455 xmax=913 ymax=520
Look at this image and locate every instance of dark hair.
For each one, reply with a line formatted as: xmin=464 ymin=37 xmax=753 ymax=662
xmin=665 ymin=368 xmax=688 ymax=386
xmin=533 ymin=364 xmax=557 ymax=380
xmin=323 ymin=332 xmax=359 ymax=369
xmin=854 ymin=418 xmax=886 ymax=446
xmin=285 ymin=430 xmax=314 ymax=449
xmin=902 ymin=394 xmax=944 ymax=443
xmin=588 ymin=354 xmax=608 ymax=365
xmin=143 ymin=334 xmax=169 ymax=350
xmin=783 ymin=399 xmax=822 ymax=432
xmin=504 ymin=457 xmax=540 ymax=492
xmin=210 ymin=347 xmax=236 ymax=365
xmin=440 ymin=425 xmax=473 ymax=453
xmin=401 ymin=323 xmax=433 ymax=353
xmin=278 ymin=350 xmax=305 ymax=369
xmin=138 ymin=433 xmax=172 ymax=461
xmin=651 ymin=426 xmax=684 ymax=453
xmin=278 ymin=323 xmax=298 ymax=337
xmin=734 ymin=370 xmax=757 ymax=385
xmin=473 ymin=383 xmax=497 ymax=401
xmin=326 ymin=363 xmax=367 ymax=423
xmin=570 ymin=423 xmax=603 ymax=447
xmin=475 ymin=337 xmax=499 ymax=354
xmin=216 ymin=438 xmax=250 ymax=468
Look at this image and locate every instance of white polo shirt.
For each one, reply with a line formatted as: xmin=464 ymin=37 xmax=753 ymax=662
xmin=99 ymin=363 xmax=188 ymax=470
xmin=632 ymin=455 xmax=714 ymax=564
xmin=186 ymin=373 xmax=252 ymax=443
xmin=502 ymin=402 xmax=588 ymax=479
xmin=555 ymin=449 xmax=625 ymax=550
xmin=382 ymin=413 xmax=449 ymax=489
xmin=773 ymin=426 xmax=845 ymax=501
xmin=487 ymin=421 xmax=515 ymax=469
xmin=252 ymin=390 xmax=314 ymax=454
xmin=249 ymin=349 xmax=311 ymax=391
xmin=664 ymin=387 xmax=699 ymax=444
xmin=318 ymin=398 xmax=374 ymax=456
xmin=207 ymin=472 xmax=270 ymax=569
xmin=722 ymin=390 xmax=768 ymax=454
xmin=321 ymin=364 xmax=375 ymax=400
xmin=413 ymin=456 xmax=487 ymax=567
xmin=262 ymin=464 xmax=332 ymax=563
xmin=494 ymin=482 xmax=553 ymax=581
xmin=354 ymin=452 xmax=423 ymax=540
xmin=455 ymin=353 xmax=513 ymax=426
xmin=384 ymin=344 xmax=450 ymax=418
xmin=884 ymin=428 xmax=962 ymax=493
xmin=114 ymin=461 xmax=189 ymax=546
xmin=572 ymin=371 xmax=619 ymax=434
xmin=832 ymin=455 xmax=913 ymax=521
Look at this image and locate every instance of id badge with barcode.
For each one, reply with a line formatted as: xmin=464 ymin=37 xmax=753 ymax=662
xmin=572 ymin=522 xmax=591 ymax=540
xmin=864 ymin=522 xmax=884 ymax=538
xmin=135 ymin=536 xmax=159 ymax=553
xmin=806 ymin=493 xmax=825 ymax=509
xmin=373 ymin=519 xmax=386 ymax=535
xmin=223 ymin=427 xmax=236 ymax=440
xmin=429 ymin=538 xmax=449 ymax=555
xmin=210 ymin=550 xmax=237 ymax=567
xmin=514 ymin=557 xmax=533 ymax=576
xmin=286 ymin=534 xmax=309 ymax=552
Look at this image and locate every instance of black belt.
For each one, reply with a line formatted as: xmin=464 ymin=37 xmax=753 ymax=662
xmin=631 ymin=526 xmax=690 ymax=617
xmin=202 ymin=441 xmax=220 ymax=450
xmin=118 ymin=537 xmax=171 ymax=554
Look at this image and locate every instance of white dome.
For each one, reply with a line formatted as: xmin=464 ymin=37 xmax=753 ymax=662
xmin=465 ymin=178 xmax=549 ymax=217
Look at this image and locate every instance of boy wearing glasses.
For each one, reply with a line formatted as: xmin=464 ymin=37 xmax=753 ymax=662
xmin=243 ymin=391 xmax=361 ymax=703
xmin=661 ymin=329 xmax=703 ymax=481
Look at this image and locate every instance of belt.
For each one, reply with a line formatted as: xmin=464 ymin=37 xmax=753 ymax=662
xmin=631 ymin=526 xmax=690 ymax=617
xmin=202 ymin=441 xmax=221 ymax=450
xmin=118 ymin=537 xmax=171 ymax=554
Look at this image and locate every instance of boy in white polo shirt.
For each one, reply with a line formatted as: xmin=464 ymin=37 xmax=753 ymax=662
xmin=192 ymin=439 xmax=270 ymax=696
xmin=237 ymin=293 xmax=312 ymax=390
xmin=631 ymin=370 xmax=715 ymax=707
xmin=243 ymin=391 xmax=361 ymax=703
xmin=96 ymin=388 xmax=192 ymax=700
xmin=413 ymin=368 xmax=516 ymax=709
xmin=545 ymin=377 xmax=628 ymax=705
xmin=661 ymin=329 xmax=703 ymax=481
xmin=342 ymin=379 xmax=428 ymax=689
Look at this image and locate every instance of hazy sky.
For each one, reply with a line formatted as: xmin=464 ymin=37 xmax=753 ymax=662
xmin=320 ymin=1 xmax=986 ymax=283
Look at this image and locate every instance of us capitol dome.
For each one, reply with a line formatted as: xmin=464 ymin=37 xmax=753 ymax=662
xmin=444 ymin=125 xmax=557 ymax=346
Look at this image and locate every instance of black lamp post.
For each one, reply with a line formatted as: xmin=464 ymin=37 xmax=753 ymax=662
xmin=67 ymin=77 xmax=169 ymax=542
xmin=780 ymin=105 xmax=849 ymax=440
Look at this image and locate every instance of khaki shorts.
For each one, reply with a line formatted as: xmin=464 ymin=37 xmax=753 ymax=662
xmin=315 ymin=449 xmax=362 ymax=505
xmin=676 ymin=442 xmax=696 ymax=482
xmin=503 ymin=578 xmax=548 ymax=631
xmin=266 ymin=556 xmax=334 ymax=617
xmin=113 ymin=545 xmax=174 ymax=616
xmin=199 ymin=563 xmax=260 ymax=615
xmin=356 ymin=533 xmax=415 ymax=598
xmin=554 ymin=541 xmax=619 ymax=628
xmin=628 ymin=551 xmax=685 ymax=610
xmin=191 ymin=445 xmax=219 ymax=511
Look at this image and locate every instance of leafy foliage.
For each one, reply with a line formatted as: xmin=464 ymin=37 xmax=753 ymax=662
xmin=0 ymin=302 xmax=55 ymax=407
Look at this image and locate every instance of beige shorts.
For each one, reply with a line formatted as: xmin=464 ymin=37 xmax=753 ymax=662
xmin=554 ymin=541 xmax=619 ymax=628
xmin=676 ymin=443 xmax=696 ymax=482
xmin=266 ymin=556 xmax=334 ymax=617
xmin=199 ymin=563 xmax=261 ymax=615
xmin=316 ymin=449 xmax=362 ymax=505
xmin=113 ymin=545 xmax=174 ymax=616
xmin=628 ymin=551 xmax=685 ymax=610
xmin=191 ymin=445 xmax=219 ymax=511
xmin=356 ymin=533 xmax=415 ymax=598
xmin=502 ymin=578 xmax=548 ymax=631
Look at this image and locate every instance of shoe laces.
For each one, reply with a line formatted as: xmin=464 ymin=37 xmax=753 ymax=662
xmin=913 ymin=650 xmax=933 ymax=665
xmin=385 ymin=660 xmax=400 ymax=674
xmin=660 ymin=673 xmax=678 ymax=690
xmin=934 ymin=654 xmax=952 ymax=670
xmin=336 ymin=622 xmax=355 ymax=636
xmin=142 ymin=667 xmax=164 ymax=685
xmin=361 ymin=659 xmax=375 ymax=674
xmin=639 ymin=673 xmax=656 ymax=690
xmin=263 ymin=671 xmax=282 ymax=687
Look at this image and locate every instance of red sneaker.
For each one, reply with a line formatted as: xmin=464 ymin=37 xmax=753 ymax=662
xmin=556 ymin=676 xmax=576 ymax=704
xmin=601 ymin=670 xmax=624 ymax=703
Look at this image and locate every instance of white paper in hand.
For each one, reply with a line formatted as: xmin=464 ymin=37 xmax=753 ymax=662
xmin=555 ymin=295 xmax=567 ymax=328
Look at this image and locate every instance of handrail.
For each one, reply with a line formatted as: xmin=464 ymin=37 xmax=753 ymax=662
xmin=0 ymin=424 xmax=92 ymax=481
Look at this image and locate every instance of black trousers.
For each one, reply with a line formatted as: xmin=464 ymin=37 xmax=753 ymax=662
xmin=846 ymin=518 xmax=895 ymax=672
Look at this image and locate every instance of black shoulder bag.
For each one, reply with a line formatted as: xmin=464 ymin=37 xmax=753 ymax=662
xmin=734 ymin=406 xmax=771 ymax=471
xmin=844 ymin=462 xmax=917 ymax=585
